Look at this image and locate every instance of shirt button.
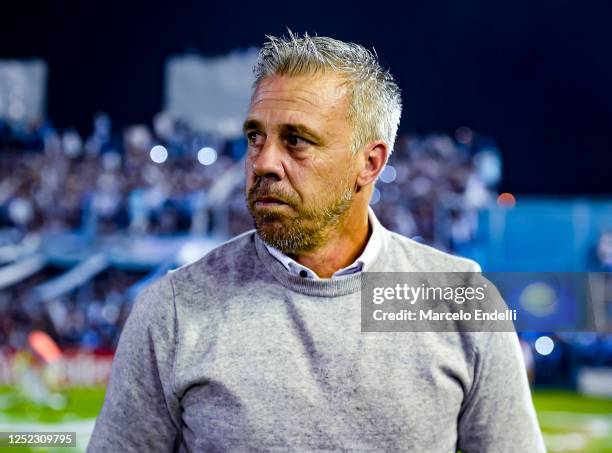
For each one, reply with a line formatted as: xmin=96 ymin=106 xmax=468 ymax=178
xmin=299 ymin=270 xmax=308 ymax=278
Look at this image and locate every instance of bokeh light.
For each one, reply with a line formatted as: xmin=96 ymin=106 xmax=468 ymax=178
xmin=379 ymin=165 xmax=397 ymax=183
xmin=520 ymin=282 xmax=558 ymax=316
xmin=535 ymin=336 xmax=555 ymax=356
xmin=497 ymin=192 xmax=516 ymax=208
xmin=197 ymin=147 xmax=217 ymax=166
xmin=150 ymin=145 xmax=168 ymax=164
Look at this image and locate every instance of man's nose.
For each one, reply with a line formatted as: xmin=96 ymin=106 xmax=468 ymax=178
xmin=252 ymin=138 xmax=285 ymax=180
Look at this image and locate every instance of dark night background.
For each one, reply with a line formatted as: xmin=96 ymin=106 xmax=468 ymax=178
xmin=2 ymin=0 xmax=611 ymax=195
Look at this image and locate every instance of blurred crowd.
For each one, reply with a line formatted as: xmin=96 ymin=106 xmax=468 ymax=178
xmin=0 ymin=267 xmax=141 ymax=352
xmin=0 ymin=114 xmax=501 ymax=248
xmin=0 ymin=113 xmax=502 ymax=353
xmin=0 ymin=113 xmax=235 ymax=236
xmin=3 ymin=113 xmax=611 ymax=391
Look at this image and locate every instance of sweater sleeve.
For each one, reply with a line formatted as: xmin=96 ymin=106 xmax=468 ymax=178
xmin=457 ymin=331 xmax=546 ymax=453
xmin=87 ymin=274 xmax=180 ymax=452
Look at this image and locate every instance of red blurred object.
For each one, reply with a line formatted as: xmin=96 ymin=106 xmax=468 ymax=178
xmin=28 ymin=330 xmax=63 ymax=364
xmin=497 ymin=192 xmax=516 ymax=208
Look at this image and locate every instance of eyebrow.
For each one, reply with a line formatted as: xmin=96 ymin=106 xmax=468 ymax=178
xmin=242 ymin=119 xmax=262 ymax=134
xmin=242 ymin=119 xmax=324 ymax=144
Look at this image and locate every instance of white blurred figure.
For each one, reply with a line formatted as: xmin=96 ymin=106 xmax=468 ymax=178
xmin=464 ymin=173 xmax=492 ymax=208
xmin=62 ymin=128 xmax=83 ymax=158
xmin=93 ymin=173 xmax=122 ymax=219
xmin=125 ymin=124 xmax=153 ymax=152
xmin=8 ymin=197 xmax=34 ymax=228
xmin=473 ymin=149 xmax=502 ymax=188
xmin=10 ymin=332 xmax=67 ymax=411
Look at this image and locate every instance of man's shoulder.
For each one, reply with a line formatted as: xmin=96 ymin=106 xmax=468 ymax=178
xmin=168 ymin=229 xmax=258 ymax=282
xmin=383 ymin=229 xmax=481 ymax=272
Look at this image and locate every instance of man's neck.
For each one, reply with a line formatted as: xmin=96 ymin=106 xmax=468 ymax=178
xmin=289 ymin=207 xmax=371 ymax=278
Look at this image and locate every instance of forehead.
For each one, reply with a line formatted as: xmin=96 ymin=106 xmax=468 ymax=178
xmin=248 ymin=73 xmax=350 ymax=128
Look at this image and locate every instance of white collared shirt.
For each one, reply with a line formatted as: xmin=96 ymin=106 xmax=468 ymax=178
xmin=265 ymin=206 xmax=383 ymax=279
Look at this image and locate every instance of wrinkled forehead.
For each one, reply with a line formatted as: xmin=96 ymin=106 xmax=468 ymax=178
xmin=248 ymin=73 xmax=351 ymax=125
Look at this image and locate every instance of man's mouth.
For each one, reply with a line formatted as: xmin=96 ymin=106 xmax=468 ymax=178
xmin=254 ymin=196 xmax=289 ymax=207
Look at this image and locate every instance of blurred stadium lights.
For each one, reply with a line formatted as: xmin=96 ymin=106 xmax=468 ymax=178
xmin=197 ymin=146 xmax=217 ymax=166
xmin=535 ymin=336 xmax=555 ymax=356
xmin=149 ymin=144 xmax=168 ymax=164
xmin=497 ymin=192 xmax=516 ymax=208
xmin=520 ymin=282 xmax=559 ymax=317
xmin=379 ymin=165 xmax=397 ymax=183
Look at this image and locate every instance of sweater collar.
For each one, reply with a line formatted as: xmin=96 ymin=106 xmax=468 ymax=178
xmin=264 ymin=206 xmax=383 ymax=280
xmin=254 ymin=209 xmax=389 ymax=297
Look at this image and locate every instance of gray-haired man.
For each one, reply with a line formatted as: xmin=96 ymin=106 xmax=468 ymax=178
xmin=88 ymin=33 xmax=545 ymax=452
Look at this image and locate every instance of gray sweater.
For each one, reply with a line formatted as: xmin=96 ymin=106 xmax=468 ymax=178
xmin=88 ymin=228 xmax=546 ymax=452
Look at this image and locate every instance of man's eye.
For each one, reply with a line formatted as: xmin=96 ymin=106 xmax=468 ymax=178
xmin=247 ymin=132 xmax=264 ymax=146
xmin=286 ymin=135 xmax=309 ymax=148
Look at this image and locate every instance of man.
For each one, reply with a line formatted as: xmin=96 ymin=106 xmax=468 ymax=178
xmin=88 ymin=33 xmax=545 ymax=452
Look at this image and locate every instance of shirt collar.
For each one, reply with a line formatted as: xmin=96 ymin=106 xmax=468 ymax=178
xmin=264 ymin=206 xmax=383 ymax=280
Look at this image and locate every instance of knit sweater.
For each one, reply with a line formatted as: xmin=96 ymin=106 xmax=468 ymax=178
xmin=88 ymin=228 xmax=545 ymax=452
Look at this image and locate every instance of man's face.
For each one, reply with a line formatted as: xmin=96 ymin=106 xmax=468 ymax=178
xmin=244 ymin=72 xmax=358 ymax=254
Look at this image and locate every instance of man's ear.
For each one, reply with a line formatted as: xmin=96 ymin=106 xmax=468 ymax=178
xmin=355 ymin=140 xmax=389 ymax=190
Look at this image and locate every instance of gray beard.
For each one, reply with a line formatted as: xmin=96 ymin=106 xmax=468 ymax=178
xmin=248 ymin=185 xmax=355 ymax=255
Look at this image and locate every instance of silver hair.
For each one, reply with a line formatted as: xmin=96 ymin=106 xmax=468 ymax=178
xmin=252 ymin=31 xmax=402 ymax=155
